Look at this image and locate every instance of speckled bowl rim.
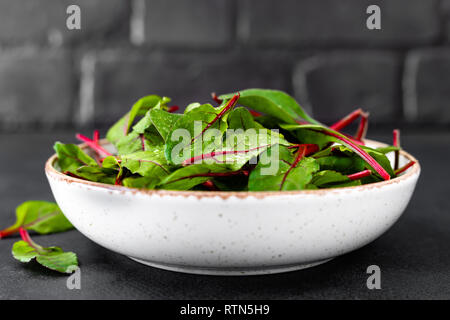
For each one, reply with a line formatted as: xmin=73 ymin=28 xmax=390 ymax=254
xmin=45 ymin=139 xmax=420 ymax=199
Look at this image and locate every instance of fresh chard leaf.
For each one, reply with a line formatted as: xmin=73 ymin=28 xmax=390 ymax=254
xmin=76 ymin=166 xmax=117 ymax=184
xmin=120 ymin=148 xmax=170 ymax=179
xmin=106 ymin=95 xmax=169 ymax=145
xmin=219 ymin=89 xmax=319 ymax=125
xmin=227 ymin=107 xmax=264 ymax=130
xmin=311 ymin=170 xmax=350 ymax=188
xmin=248 ymin=145 xmax=320 ymax=191
xmin=12 ymin=228 xmax=78 ymax=274
xmin=183 ymin=129 xmax=290 ymax=171
xmin=54 ymin=142 xmax=97 ymax=173
xmin=165 ymin=94 xmax=239 ymax=165
xmin=158 ymin=164 xmax=239 ymax=190
xmin=281 ymin=124 xmax=391 ymax=180
xmin=0 ymin=201 xmax=73 ymax=238
xmin=149 ymin=108 xmax=183 ymax=141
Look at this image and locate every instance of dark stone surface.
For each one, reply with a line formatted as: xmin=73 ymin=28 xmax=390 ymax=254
xmin=0 ymin=129 xmax=449 ymax=299
xmin=293 ymin=51 xmax=401 ymax=123
xmin=239 ymin=0 xmax=441 ymax=47
xmin=144 ymin=0 xmax=232 ymax=47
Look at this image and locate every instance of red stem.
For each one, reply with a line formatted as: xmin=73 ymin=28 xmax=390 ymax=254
xmin=325 ymin=130 xmax=391 ymax=180
xmin=347 ymin=169 xmax=372 ymax=180
xmin=211 ymin=92 xmax=223 ymax=105
xmin=76 ymin=133 xmax=112 ymax=157
xmin=280 ymin=145 xmax=307 ymax=190
xmin=249 ymin=110 xmax=262 ymax=117
xmin=0 ymin=227 xmax=18 ymax=239
xmin=202 ymin=180 xmax=219 ymax=191
xmin=182 ymin=144 xmax=270 ymax=166
xmin=139 ymin=134 xmax=146 ymax=151
xmin=168 ymin=105 xmax=179 ymax=113
xmin=394 ymin=161 xmax=415 ymax=175
xmin=393 ymin=129 xmax=400 ymax=170
xmin=355 ymin=112 xmax=369 ymax=141
xmin=330 ymin=108 xmax=363 ymax=131
xmin=190 ymin=93 xmax=240 ymax=144
xmin=93 ymin=130 xmax=100 ymax=143
xmin=287 ymin=143 xmax=319 ymax=155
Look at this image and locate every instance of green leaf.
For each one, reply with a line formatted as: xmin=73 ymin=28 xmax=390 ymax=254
xmin=316 ymin=156 xmax=366 ymax=174
xmin=54 ymin=142 xmax=97 ymax=173
xmin=12 ymin=237 xmax=78 ymax=274
xmin=0 ymin=201 xmax=73 ymax=238
xmin=164 ymin=103 xmax=231 ymax=165
xmin=120 ymin=148 xmax=170 ymax=178
xmin=219 ymin=88 xmax=319 ymax=125
xmin=76 ymin=166 xmax=117 ymax=184
xmin=311 ymin=170 xmax=350 ymax=188
xmin=149 ymin=108 xmax=183 ymax=141
xmin=106 ymin=95 xmax=169 ymax=145
xmin=280 ymin=124 xmax=392 ymax=180
xmin=157 ymin=164 xmax=229 ymax=190
xmin=376 ymin=146 xmax=400 ymax=154
xmin=198 ymin=129 xmax=290 ymax=171
xmin=227 ymin=107 xmax=263 ymax=130
xmin=248 ymin=146 xmax=320 ymax=191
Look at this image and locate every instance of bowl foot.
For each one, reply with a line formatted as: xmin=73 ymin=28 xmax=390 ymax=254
xmin=128 ymin=257 xmax=333 ymax=276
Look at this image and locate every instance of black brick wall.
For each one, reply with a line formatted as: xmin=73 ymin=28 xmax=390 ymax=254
xmin=0 ymin=0 xmax=448 ymax=130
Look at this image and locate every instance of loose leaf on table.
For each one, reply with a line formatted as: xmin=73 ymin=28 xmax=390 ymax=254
xmin=0 ymin=201 xmax=73 ymax=238
xmin=248 ymin=145 xmax=320 ymax=191
xmin=219 ymin=88 xmax=320 ymax=125
xmin=12 ymin=228 xmax=78 ymax=274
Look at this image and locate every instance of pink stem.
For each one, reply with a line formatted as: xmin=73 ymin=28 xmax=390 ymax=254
xmin=347 ymin=169 xmax=372 ymax=180
xmin=190 ymin=93 xmax=240 ymax=144
xmin=355 ymin=112 xmax=369 ymax=141
xmin=287 ymin=143 xmax=319 ymax=155
xmin=93 ymin=130 xmax=100 ymax=143
xmin=139 ymin=134 xmax=146 ymax=151
xmin=394 ymin=161 xmax=415 ymax=175
xmin=393 ymin=129 xmax=400 ymax=170
xmin=280 ymin=145 xmax=307 ymax=190
xmin=76 ymin=133 xmax=112 ymax=157
xmin=182 ymin=144 xmax=270 ymax=166
xmin=325 ymin=130 xmax=390 ymax=180
xmin=330 ymin=108 xmax=363 ymax=131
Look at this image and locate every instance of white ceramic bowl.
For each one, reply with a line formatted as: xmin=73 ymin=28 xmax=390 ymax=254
xmin=45 ymin=140 xmax=420 ymax=275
